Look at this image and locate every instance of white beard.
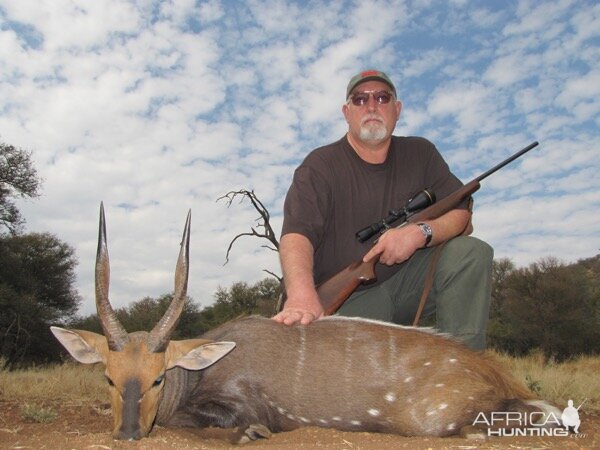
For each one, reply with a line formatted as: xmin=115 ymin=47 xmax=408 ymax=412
xmin=359 ymin=122 xmax=388 ymax=142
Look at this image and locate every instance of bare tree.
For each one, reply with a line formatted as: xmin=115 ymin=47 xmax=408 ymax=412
xmin=218 ymin=189 xmax=280 ymax=275
xmin=218 ymin=189 xmax=284 ymax=313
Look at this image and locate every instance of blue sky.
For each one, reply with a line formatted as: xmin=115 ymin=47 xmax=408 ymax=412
xmin=1 ymin=0 xmax=598 ymax=315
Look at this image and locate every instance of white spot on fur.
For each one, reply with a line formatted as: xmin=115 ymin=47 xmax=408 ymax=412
xmin=368 ymin=409 xmax=380 ymax=417
xmin=350 ymin=420 xmax=362 ymax=426
xmin=286 ymin=413 xmax=296 ymax=421
xmin=332 ymin=416 xmax=342 ymax=421
xmin=404 ymin=376 xmax=414 ymax=383
xmin=452 ymin=389 xmax=460 ymax=393
xmin=447 ymin=422 xmax=456 ymax=431
xmin=318 ymin=419 xmax=328 ymax=425
xmin=468 ymin=396 xmax=475 ymax=400
xmin=449 ymin=358 xmax=457 ymax=363
xmin=299 ymin=416 xmax=311 ymax=423
xmin=426 ymin=410 xmax=436 ymax=416
xmin=277 ymin=407 xmax=286 ymax=415
xmin=385 ymin=392 xmax=397 ymax=402
xmin=424 ymin=361 xmax=432 ymax=366
xmin=438 ymin=403 xmax=448 ymax=410
xmin=435 ymin=383 xmax=444 ymax=388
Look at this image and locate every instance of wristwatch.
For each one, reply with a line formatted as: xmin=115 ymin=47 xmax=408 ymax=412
xmin=416 ymin=223 xmax=433 ymax=248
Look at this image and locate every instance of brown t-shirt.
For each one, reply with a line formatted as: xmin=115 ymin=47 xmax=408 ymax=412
xmin=281 ymin=135 xmax=465 ymax=287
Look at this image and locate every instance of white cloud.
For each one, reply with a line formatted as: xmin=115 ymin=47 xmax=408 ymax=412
xmin=484 ymin=51 xmax=540 ymax=87
xmin=401 ymin=49 xmax=448 ymax=79
xmin=2 ymin=0 xmax=599 ymax=318
xmin=506 ymin=0 xmax=575 ymax=36
xmin=556 ymin=68 xmax=600 ymax=108
xmin=2 ymin=0 xmax=141 ymax=50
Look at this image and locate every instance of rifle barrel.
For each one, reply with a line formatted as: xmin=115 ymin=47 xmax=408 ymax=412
xmin=315 ymin=140 xmax=540 ymax=316
xmin=475 ymin=141 xmax=539 ymax=183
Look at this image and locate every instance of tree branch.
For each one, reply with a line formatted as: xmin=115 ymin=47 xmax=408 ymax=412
xmin=218 ymin=189 xmax=280 ymax=265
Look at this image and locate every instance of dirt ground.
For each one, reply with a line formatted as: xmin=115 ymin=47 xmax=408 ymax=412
xmin=0 ymin=399 xmax=597 ymax=450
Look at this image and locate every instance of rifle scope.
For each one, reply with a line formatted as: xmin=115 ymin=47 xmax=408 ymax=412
xmin=355 ymin=189 xmax=436 ymax=243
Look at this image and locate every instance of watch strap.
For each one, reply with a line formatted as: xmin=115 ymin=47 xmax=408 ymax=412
xmin=417 ymin=222 xmax=433 ymax=248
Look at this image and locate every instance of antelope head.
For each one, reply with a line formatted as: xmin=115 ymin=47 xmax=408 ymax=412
xmin=51 ymin=204 xmax=235 ymax=440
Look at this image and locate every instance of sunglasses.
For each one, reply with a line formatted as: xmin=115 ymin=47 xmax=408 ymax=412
xmin=348 ymin=90 xmax=394 ymax=106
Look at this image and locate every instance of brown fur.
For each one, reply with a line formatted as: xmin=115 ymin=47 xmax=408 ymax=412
xmin=157 ymin=316 xmax=550 ymax=438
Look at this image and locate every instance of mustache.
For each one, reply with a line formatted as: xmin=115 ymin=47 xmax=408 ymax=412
xmin=360 ymin=114 xmax=384 ymax=125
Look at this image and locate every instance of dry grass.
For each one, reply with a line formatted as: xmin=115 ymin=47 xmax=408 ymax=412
xmin=490 ymin=350 xmax=600 ymax=413
xmin=0 ymin=361 xmax=106 ymax=404
xmin=1 ymin=353 xmax=599 ymax=415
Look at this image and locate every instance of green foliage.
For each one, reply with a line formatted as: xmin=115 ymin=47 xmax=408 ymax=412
xmin=70 ymin=294 xmax=202 ymax=339
xmin=70 ymin=278 xmax=282 ymax=339
xmin=0 ymin=142 xmax=78 ymax=368
xmin=21 ymin=403 xmax=58 ymax=423
xmin=0 ymin=142 xmax=41 ymax=235
xmin=0 ymin=233 xmax=80 ymax=368
xmin=197 ymin=278 xmax=281 ymax=331
xmin=488 ymin=255 xmax=600 ymax=361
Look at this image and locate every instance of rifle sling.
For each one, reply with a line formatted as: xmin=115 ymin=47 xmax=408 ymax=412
xmin=412 ymin=198 xmax=474 ymax=326
xmin=412 ymin=242 xmax=445 ymax=326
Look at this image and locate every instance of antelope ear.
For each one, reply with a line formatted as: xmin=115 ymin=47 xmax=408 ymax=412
xmin=50 ymin=327 xmax=109 ymax=365
xmin=166 ymin=339 xmax=236 ymax=371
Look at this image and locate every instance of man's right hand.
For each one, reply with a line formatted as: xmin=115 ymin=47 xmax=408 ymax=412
xmin=275 ymin=233 xmax=325 ymax=325
xmin=272 ymin=293 xmax=324 ymax=326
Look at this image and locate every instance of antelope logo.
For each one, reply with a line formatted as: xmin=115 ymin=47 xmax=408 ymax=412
xmin=52 ymin=204 xmax=561 ymax=442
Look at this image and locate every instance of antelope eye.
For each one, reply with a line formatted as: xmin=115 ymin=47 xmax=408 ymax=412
xmin=105 ymin=375 xmax=115 ymax=387
xmin=153 ymin=375 xmax=164 ymax=387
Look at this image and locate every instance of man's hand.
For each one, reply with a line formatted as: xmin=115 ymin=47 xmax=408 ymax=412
xmin=274 ymin=233 xmax=325 ymax=326
xmin=362 ymin=224 xmax=425 ymax=266
xmin=272 ymin=292 xmax=324 ymax=326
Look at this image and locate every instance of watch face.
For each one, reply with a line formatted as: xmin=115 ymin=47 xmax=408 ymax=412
xmin=418 ymin=223 xmax=432 ymax=247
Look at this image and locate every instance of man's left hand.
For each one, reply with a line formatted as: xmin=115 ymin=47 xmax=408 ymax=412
xmin=362 ymin=224 xmax=426 ymax=265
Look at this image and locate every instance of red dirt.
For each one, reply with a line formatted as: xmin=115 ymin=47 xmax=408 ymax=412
xmin=0 ymin=399 xmax=597 ymax=449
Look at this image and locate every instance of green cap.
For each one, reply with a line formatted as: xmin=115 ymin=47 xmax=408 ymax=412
xmin=346 ymin=69 xmax=396 ymax=99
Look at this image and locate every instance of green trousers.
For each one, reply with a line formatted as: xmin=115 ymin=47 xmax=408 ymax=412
xmin=336 ymin=236 xmax=493 ymax=350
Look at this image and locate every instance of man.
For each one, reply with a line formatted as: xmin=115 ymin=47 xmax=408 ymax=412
xmin=273 ymin=70 xmax=493 ymax=350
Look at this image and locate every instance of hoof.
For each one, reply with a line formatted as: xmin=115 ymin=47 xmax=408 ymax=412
xmin=234 ymin=423 xmax=272 ymax=444
xmin=460 ymin=425 xmax=487 ymax=440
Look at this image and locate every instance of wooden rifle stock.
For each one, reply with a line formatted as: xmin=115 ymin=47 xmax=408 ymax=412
xmin=316 ymin=141 xmax=539 ymax=315
xmin=318 ymin=258 xmax=378 ymax=315
xmin=317 ymin=180 xmax=481 ymax=315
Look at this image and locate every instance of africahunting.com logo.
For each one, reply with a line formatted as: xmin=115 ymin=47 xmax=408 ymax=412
xmin=473 ymin=399 xmax=585 ymax=437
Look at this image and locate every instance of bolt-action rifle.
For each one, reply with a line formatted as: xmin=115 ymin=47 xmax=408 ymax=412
xmin=316 ymin=141 xmax=540 ymax=315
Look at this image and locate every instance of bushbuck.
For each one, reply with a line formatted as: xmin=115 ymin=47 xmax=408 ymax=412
xmin=51 ymin=204 xmax=559 ymax=442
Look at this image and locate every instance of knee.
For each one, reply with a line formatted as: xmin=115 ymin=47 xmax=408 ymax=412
xmin=443 ymin=236 xmax=494 ymax=269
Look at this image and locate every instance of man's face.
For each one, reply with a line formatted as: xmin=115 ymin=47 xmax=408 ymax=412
xmin=342 ymin=80 xmax=402 ymax=145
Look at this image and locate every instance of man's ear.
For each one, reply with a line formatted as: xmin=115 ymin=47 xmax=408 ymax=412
xmin=395 ymin=99 xmax=402 ymax=120
xmin=166 ymin=339 xmax=236 ymax=371
xmin=50 ymin=327 xmax=109 ymax=364
xmin=342 ymin=103 xmax=350 ymax=123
